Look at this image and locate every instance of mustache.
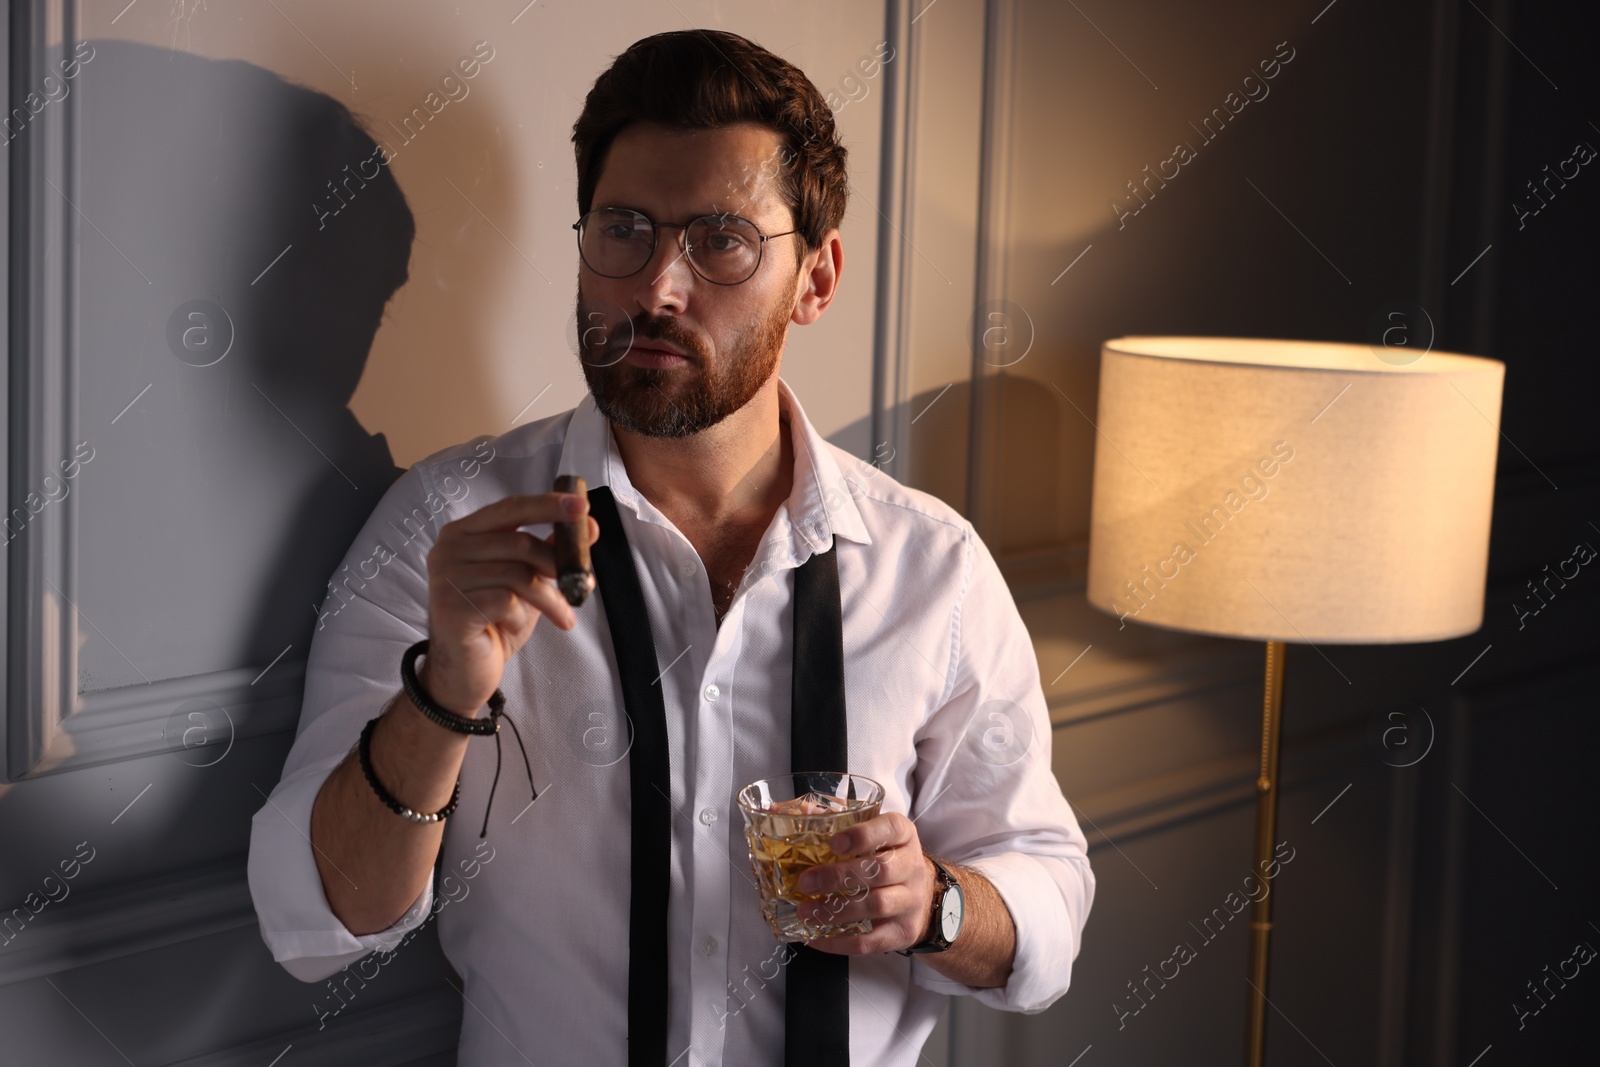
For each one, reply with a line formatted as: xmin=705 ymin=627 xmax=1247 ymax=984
xmin=608 ymin=315 xmax=708 ymax=363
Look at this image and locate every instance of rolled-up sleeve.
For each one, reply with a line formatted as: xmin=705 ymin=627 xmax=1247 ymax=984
xmin=247 ymin=459 xmax=459 ymax=983
xmin=248 ymin=755 xmax=436 ymax=983
xmin=907 ymin=521 xmax=1095 ymax=1014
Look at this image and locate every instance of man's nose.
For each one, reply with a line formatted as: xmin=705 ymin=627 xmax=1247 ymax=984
xmin=631 ymin=226 xmax=694 ymax=314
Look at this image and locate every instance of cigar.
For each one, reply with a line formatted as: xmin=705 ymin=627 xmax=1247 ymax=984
xmin=553 ymin=474 xmax=595 ymax=607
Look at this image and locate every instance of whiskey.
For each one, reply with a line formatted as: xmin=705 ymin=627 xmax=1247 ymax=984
xmin=744 ymin=791 xmax=880 ymax=941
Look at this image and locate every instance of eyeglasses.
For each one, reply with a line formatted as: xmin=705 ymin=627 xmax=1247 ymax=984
xmin=573 ymin=208 xmax=798 ymax=286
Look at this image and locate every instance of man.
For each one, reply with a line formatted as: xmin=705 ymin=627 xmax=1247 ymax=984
xmin=248 ymin=29 xmax=1093 ymax=1066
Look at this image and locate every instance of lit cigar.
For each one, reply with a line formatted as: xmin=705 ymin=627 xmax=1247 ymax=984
xmin=553 ymin=474 xmax=595 ymax=607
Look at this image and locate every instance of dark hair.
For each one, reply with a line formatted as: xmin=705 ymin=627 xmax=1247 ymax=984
xmin=572 ymin=30 xmax=848 ymax=253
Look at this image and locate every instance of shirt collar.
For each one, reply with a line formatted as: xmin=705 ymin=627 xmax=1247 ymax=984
xmin=554 ymin=377 xmax=872 ymax=560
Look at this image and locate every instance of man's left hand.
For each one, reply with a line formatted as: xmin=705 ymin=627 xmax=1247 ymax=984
xmin=793 ymin=812 xmax=937 ymax=955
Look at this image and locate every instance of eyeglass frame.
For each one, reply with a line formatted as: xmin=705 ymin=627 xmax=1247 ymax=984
xmin=571 ymin=207 xmax=800 ymax=286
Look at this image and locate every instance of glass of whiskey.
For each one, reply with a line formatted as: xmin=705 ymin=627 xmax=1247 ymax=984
xmin=737 ymin=772 xmax=885 ymax=942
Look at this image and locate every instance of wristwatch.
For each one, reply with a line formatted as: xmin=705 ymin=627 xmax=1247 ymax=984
xmin=897 ymin=856 xmax=964 ymax=955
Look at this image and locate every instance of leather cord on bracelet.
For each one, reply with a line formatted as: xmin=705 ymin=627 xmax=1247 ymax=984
xmin=397 ymin=638 xmax=537 ymax=837
xmin=358 ymin=716 xmax=460 ymax=823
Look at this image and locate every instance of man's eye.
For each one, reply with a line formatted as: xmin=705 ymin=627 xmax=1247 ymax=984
xmin=600 ymin=225 xmax=642 ymax=240
xmin=703 ymin=233 xmax=746 ymax=252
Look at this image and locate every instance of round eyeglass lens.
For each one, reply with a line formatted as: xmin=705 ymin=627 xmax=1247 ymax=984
xmin=685 ymin=215 xmax=763 ymax=283
xmin=580 ymin=209 xmax=655 ymax=278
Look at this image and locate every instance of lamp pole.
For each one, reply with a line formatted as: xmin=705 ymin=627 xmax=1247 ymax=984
xmin=1245 ymin=640 xmax=1286 ymax=1067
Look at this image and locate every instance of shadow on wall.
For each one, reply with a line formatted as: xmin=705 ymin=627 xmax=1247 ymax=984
xmin=69 ymin=39 xmax=418 ymax=689
xmin=826 ymin=375 xmax=1068 ymax=557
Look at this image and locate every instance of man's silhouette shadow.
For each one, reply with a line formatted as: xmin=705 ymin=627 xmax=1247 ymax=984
xmin=69 ymin=39 xmax=415 ymax=694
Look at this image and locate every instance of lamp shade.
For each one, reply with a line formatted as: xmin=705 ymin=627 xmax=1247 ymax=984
xmin=1085 ymin=337 xmax=1505 ymax=644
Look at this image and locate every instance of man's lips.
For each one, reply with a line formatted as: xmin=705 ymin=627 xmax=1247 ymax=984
xmin=620 ymin=340 xmax=695 ymax=367
xmin=631 ymin=340 xmax=689 ymax=359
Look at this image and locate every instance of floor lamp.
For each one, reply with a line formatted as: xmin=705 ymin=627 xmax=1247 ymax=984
xmin=1083 ymin=337 xmax=1505 ymax=1065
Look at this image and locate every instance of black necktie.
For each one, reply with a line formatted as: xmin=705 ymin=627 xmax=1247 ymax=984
xmin=586 ymin=485 xmax=851 ymax=1066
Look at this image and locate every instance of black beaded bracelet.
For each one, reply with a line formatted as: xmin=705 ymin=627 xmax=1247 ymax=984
xmin=382 ymin=639 xmax=537 ymax=837
xmin=358 ymin=716 xmax=460 ymax=824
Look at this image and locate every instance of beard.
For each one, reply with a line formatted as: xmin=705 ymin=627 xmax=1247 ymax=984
xmin=575 ymin=280 xmax=793 ymax=439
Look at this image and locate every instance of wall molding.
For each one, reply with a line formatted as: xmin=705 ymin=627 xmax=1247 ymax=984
xmin=4 ymin=1 xmax=81 ymax=783
xmin=1068 ymin=716 xmax=1367 ymax=849
xmin=0 ymin=858 xmax=254 ymax=987
xmin=159 ymin=988 xmax=461 ymax=1067
xmin=963 ymin=0 xmax=1019 ymax=536
xmin=870 ymin=0 xmax=918 ymax=481
xmin=0 ymin=0 xmax=10 ymax=799
xmin=0 ymin=6 xmax=317 ymax=783
xmin=1046 ymin=643 xmax=1261 ymax=728
xmin=1053 ymin=647 xmax=1599 ymax=854
xmin=21 ymin=657 xmax=307 ymax=778
xmin=998 ymin=545 xmax=1087 ymax=602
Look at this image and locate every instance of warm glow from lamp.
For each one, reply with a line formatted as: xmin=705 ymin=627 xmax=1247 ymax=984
xmin=1086 ymin=336 xmax=1505 ymax=645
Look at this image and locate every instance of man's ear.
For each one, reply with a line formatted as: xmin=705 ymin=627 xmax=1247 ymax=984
xmin=791 ymin=228 xmax=843 ymax=326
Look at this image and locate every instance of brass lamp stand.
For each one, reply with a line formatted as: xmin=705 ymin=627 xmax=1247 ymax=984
xmin=1245 ymin=641 xmax=1286 ymax=1067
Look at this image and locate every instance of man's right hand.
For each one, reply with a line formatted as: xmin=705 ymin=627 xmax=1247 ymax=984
xmin=420 ymin=491 xmax=599 ymax=715
xmin=309 ymin=488 xmax=600 ymax=937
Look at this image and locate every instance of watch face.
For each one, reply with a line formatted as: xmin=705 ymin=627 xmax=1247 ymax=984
xmin=939 ymin=884 xmax=964 ymax=941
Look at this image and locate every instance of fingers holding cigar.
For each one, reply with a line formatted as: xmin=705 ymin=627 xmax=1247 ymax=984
xmin=423 ymin=489 xmax=601 ymax=712
xmin=428 ymin=490 xmax=598 ymax=647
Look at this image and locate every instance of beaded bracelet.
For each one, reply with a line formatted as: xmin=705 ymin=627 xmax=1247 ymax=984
xmin=358 ymin=716 xmax=460 ymax=824
xmin=368 ymin=639 xmax=537 ymax=838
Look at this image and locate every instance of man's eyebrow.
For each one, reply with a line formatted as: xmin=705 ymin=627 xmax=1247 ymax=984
xmin=592 ymin=202 xmax=769 ymax=225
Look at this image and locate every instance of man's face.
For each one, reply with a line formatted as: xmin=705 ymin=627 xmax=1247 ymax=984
xmin=576 ymin=122 xmax=804 ymax=438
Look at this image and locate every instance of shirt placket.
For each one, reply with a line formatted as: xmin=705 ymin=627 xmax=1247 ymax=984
xmin=685 ymin=578 xmax=750 ymax=1066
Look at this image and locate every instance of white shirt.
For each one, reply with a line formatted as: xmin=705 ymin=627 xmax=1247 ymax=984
xmin=248 ymin=378 xmax=1094 ymax=1066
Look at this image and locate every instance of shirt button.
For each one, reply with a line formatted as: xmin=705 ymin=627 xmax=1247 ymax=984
xmin=701 ymin=936 xmax=719 ymax=956
xmin=703 ymin=683 xmax=721 ymax=702
xmin=699 ymin=807 xmax=718 ymax=825
xmin=679 ymin=559 xmax=697 ymax=576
